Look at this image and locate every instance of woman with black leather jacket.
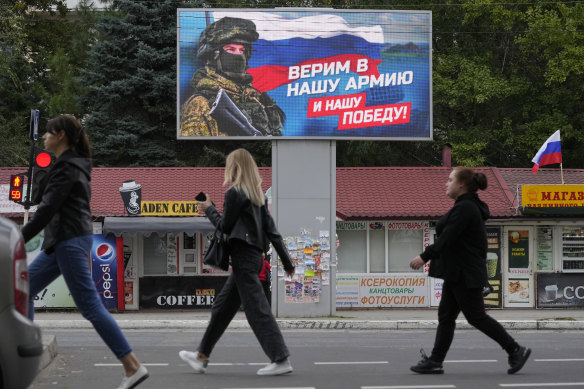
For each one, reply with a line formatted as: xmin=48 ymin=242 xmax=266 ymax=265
xmin=21 ymin=115 xmax=149 ymax=389
xmin=409 ymin=167 xmax=531 ymax=375
xmin=179 ymin=148 xmax=296 ymax=376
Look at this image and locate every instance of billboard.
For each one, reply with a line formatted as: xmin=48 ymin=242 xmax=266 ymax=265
xmin=177 ymin=9 xmax=432 ymax=140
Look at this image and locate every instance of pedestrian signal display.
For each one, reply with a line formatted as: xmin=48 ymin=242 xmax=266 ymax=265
xmin=9 ymin=174 xmax=25 ymax=202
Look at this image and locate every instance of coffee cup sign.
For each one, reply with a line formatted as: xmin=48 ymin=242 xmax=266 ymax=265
xmin=119 ymin=180 xmax=142 ymax=215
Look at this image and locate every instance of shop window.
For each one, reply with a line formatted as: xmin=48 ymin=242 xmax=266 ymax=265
xmin=184 ymin=234 xmax=195 ymax=250
xmin=369 ymin=229 xmax=385 ymax=273
xmin=337 ymin=230 xmax=367 ymax=273
xmin=388 ymin=229 xmax=422 ymax=272
xmin=143 ymin=233 xmax=168 ymax=275
xmin=561 ymin=226 xmax=584 ymax=272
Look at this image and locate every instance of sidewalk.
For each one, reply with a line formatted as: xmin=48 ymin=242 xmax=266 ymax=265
xmin=35 ymin=308 xmax=584 ymax=331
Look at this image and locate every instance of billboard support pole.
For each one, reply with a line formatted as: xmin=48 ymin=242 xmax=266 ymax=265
xmin=271 ymin=140 xmax=336 ymax=317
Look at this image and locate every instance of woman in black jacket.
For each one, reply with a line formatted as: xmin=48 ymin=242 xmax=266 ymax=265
xmin=179 ymin=148 xmax=295 ymax=376
xmin=22 ymin=115 xmax=149 ymax=389
xmin=409 ymin=167 xmax=531 ymax=375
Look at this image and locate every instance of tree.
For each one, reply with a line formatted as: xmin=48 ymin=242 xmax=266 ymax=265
xmin=0 ymin=0 xmax=93 ymax=166
xmin=79 ymin=0 xmax=181 ymax=166
xmin=0 ymin=2 xmax=51 ymax=166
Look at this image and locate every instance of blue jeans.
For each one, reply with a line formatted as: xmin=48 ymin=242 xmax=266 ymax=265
xmin=28 ymin=235 xmax=132 ymax=359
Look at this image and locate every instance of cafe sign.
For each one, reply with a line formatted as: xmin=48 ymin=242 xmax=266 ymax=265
xmin=141 ymin=201 xmax=199 ymax=216
xmin=522 ymin=185 xmax=584 ymax=208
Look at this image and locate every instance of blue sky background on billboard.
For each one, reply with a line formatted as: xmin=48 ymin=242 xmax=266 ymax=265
xmin=178 ymin=10 xmax=431 ymax=140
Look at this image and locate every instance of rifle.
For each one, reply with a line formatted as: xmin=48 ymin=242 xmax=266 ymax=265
xmin=209 ymin=89 xmax=262 ymax=136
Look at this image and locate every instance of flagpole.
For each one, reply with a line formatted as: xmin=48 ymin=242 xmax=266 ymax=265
xmin=560 ymin=163 xmax=565 ymax=184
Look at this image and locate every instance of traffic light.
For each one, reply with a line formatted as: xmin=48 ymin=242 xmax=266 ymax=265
xmin=31 ymin=147 xmax=54 ymax=204
xmin=9 ymin=174 xmax=25 ymax=202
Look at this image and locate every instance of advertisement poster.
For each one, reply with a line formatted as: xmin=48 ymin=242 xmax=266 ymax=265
xmin=178 ymin=9 xmax=432 ymax=139
xmin=507 ymin=278 xmax=531 ymax=304
xmin=536 ymin=227 xmax=554 ymax=271
xmin=537 ymin=273 xmax=584 ymax=308
xmin=283 ymin=233 xmax=330 ymax=303
xmin=508 ymin=230 xmax=530 ymax=275
xmin=25 ymin=231 xmax=76 ymax=308
xmin=334 ymin=273 xmax=428 ymax=308
xmin=139 ymin=276 xmax=228 ymax=309
xmin=336 ymin=275 xmax=360 ymax=307
xmin=485 ymin=227 xmax=502 ymax=308
xmin=91 ymin=234 xmax=125 ymax=311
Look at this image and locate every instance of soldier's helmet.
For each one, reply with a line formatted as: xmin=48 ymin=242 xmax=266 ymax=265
xmin=197 ymin=17 xmax=259 ymax=61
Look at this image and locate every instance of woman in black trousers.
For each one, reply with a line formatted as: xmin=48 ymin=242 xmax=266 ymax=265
xmin=179 ymin=148 xmax=295 ymax=376
xmin=409 ymin=167 xmax=531 ymax=375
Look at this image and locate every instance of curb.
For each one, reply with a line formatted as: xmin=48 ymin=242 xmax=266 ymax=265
xmin=39 ymin=334 xmax=58 ymax=370
xmin=35 ymin=319 xmax=584 ymax=330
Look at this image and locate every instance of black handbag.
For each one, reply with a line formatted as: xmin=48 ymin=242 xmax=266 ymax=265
xmin=203 ymin=226 xmax=230 ymax=271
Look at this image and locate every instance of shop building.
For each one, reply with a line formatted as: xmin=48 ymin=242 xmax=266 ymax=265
xmin=1 ymin=166 xmax=583 ymax=312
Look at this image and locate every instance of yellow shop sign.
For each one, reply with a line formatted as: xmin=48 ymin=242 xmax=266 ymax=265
xmin=141 ymin=201 xmax=199 ymax=216
xmin=522 ymin=185 xmax=584 ymax=208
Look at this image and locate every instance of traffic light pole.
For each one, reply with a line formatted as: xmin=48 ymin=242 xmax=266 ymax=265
xmin=23 ymin=110 xmax=40 ymax=224
xmin=23 ymin=141 xmax=35 ymax=224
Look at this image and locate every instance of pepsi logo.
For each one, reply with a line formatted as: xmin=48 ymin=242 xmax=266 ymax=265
xmin=96 ymin=243 xmax=115 ymax=261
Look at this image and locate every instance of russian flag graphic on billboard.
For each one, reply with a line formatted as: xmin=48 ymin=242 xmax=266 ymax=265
xmin=178 ymin=9 xmax=432 ymax=140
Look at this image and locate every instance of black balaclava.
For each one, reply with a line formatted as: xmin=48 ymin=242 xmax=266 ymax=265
xmin=214 ymin=46 xmax=252 ymax=83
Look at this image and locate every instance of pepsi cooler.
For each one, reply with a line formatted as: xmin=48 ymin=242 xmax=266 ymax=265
xmin=91 ymin=234 xmax=125 ymax=311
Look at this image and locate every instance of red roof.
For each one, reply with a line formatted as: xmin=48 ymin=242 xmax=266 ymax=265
xmin=90 ymin=167 xmax=272 ymax=216
xmin=5 ymin=165 xmax=581 ymax=220
xmin=336 ymin=167 xmax=515 ymax=220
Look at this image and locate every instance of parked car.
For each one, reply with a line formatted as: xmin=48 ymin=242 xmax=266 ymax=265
xmin=0 ymin=216 xmax=42 ymax=389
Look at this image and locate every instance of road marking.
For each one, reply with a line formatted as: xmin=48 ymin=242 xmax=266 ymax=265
xmin=500 ymin=383 xmax=584 ymax=387
xmin=94 ymin=363 xmax=169 ymax=366
xmin=362 ymin=385 xmax=456 ymax=389
xmin=209 ymin=362 xmax=269 ymax=366
xmin=314 ymin=361 xmax=389 ymax=365
xmin=444 ymin=360 xmax=497 ymax=363
xmin=535 ymin=359 xmax=584 ymax=362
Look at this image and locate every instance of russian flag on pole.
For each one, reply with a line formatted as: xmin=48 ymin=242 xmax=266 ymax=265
xmin=532 ymin=130 xmax=562 ymax=174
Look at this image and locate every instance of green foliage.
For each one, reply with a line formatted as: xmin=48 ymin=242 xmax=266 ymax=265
xmin=2 ymin=0 xmax=583 ymax=169
xmin=80 ymin=0 xmax=181 ymax=166
xmin=0 ymin=2 xmax=48 ymax=166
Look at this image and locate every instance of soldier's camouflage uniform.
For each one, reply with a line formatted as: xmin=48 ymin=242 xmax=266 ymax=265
xmin=180 ymin=67 xmax=285 ymax=137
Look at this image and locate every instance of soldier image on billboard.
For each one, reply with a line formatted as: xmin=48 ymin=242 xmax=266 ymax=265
xmin=180 ymin=17 xmax=285 ymax=137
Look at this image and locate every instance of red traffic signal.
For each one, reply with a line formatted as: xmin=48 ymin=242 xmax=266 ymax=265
xmin=35 ymin=151 xmax=52 ymax=168
xmin=31 ymin=148 xmax=54 ymax=205
xmin=9 ymin=174 xmax=25 ymax=202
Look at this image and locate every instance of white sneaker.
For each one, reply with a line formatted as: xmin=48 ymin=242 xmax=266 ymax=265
xmin=179 ymin=350 xmax=208 ymax=373
xmin=257 ymin=358 xmax=293 ymax=376
xmin=117 ymin=365 xmax=149 ymax=389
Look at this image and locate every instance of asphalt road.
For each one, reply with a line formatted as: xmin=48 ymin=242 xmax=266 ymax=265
xmin=29 ymin=329 xmax=584 ymax=389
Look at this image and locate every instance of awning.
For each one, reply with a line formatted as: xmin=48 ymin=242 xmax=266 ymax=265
xmin=103 ymin=216 xmax=215 ymax=237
